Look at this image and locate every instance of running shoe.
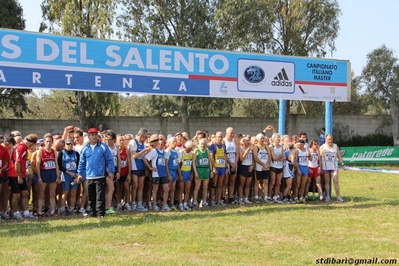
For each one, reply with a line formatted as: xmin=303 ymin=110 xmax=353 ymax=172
xmin=336 ymin=196 xmax=345 ymax=203
xmin=161 ymin=205 xmax=172 ymax=212
xmin=282 ymin=198 xmax=289 ymax=204
xmin=183 ymin=205 xmax=191 ymax=211
xmin=178 ymin=203 xmax=184 ymax=211
xmin=136 ymin=205 xmax=148 ymax=212
xmin=105 ymin=208 xmax=116 ymax=215
xmin=13 ymin=212 xmax=23 ymax=220
xmin=243 ymin=198 xmax=252 ymax=204
xmin=152 ymin=205 xmax=160 ymax=212
xmin=202 ymin=201 xmax=209 ymax=208
xmin=217 ymin=200 xmax=226 ymax=206
xmin=116 ymin=204 xmax=123 ymax=212
xmin=170 ymin=205 xmax=177 ymax=211
xmin=325 ymin=196 xmax=331 ymax=203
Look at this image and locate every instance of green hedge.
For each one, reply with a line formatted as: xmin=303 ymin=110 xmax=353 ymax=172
xmin=336 ymin=133 xmax=393 ymax=147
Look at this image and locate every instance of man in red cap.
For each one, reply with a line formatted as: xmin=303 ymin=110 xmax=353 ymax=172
xmin=77 ymin=128 xmax=115 ymax=218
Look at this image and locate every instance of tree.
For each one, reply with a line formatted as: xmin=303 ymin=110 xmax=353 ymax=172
xmin=23 ymin=91 xmax=77 ymax=120
xmin=361 ymin=45 xmax=399 ymax=145
xmin=232 ymin=99 xmax=278 ymax=118
xmin=117 ymin=0 xmax=234 ymax=132
xmin=40 ymin=0 xmax=120 ymax=129
xmin=0 ymin=0 xmax=32 ymax=118
xmin=216 ymin=0 xmax=342 ymax=128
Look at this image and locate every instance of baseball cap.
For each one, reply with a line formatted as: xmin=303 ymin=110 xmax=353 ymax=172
xmin=36 ymin=139 xmax=44 ymax=144
xmin=298 ymin=139 xmax=305 ymax=144
xmin=87 ymin=128 xmax=99 ymax=134
xmin=167 ymin=134 xmax=174 ymax=140
xmin=174 ymin=132 xmax=182 ymax=137
xmin=65 ymin=138 xmax=74 ymax=145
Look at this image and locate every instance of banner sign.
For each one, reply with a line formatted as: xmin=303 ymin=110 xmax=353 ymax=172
xmin=0 ymin=28 xmax=351 ymax=101
xmin=340 ymin=146 xmax=399 ymax=163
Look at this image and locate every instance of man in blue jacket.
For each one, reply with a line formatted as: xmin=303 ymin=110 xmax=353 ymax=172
xmin=77 ymin=128 xmax=115 ymax=218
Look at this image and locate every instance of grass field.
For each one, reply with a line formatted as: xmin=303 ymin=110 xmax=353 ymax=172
xmin=1 ymin=170 xmax=399 ymax=266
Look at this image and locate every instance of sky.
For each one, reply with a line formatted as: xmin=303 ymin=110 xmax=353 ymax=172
xmin=16 ymin=0 xmax=399 ymax=77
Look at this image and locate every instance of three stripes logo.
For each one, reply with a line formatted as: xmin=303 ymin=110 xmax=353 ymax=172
xmin=271 ymin=68 xmax=293 ymax=87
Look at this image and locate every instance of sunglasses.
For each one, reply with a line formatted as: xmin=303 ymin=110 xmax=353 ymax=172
xmin=66 ymin=143 xmax=73 ymax=145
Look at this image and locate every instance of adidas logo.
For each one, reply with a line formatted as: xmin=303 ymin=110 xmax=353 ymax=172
xmin=271 ymin=68 xmax=293 ymax=87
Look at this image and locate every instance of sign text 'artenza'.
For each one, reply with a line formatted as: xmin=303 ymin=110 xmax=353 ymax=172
xmin=0 ymin=28 xmax=351 ymax=101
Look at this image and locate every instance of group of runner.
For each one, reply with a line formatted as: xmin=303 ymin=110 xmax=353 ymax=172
xmin=0 ymin=124 xmax=345 ymax=220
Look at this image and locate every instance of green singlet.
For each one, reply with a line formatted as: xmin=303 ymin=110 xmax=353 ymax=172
xmin=196 ymin=148 xmax=210 ymax=180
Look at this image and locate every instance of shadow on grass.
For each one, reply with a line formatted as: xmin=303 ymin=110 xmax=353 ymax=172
xmin=2 ymin=196 xmax=399 ymax=237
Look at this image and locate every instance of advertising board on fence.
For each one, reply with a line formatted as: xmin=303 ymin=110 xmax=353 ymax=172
xmin=0 ymin=28 xmax=351 ymax=101
xmin=341 ymin=146 xmax=399 ymax=163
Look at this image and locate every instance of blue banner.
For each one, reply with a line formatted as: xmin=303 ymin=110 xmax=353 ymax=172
xmin=0 ymin=28 xmax=351 ymax=101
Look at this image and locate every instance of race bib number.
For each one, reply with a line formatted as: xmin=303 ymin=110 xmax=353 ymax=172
xmin=312 ymin=154 xmax=318 ymax=162
xmin=217 ymin=158 xmax=225 ymax=165
xmin=227 ymin=153 xmax=236 ymax=160
xmin=173 ymin=159 xmax=179 ymax=166
xmin=245 ymin=153 xmax=252 ymax=161
xmin=65 ymin=162 xmax=77 ymax=171
xmin=298 ymin=156 xmax=308 ymax=163
xmin=121 ymin=160 xmax=127 ymax=168
xmin=325 ymin=154 xmax=335 ymax=162
xmin=184 ymin=160 xmax=192 ymax=166
xmin=260 ymin=153 xmax=268 ymax=160
xmin=199 ymin=158 xmax=208 ymax=165
xmin=158 ymin=157 xmax=165 ymax=166
xmin=274 ymin=160 xmax=283 ymax=167
xmin=113 ymin=156 xmax=117 ymax=166
xmin=44 ymin=160 xmax=56 ymax=170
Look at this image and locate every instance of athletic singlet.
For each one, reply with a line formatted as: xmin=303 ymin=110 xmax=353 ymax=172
xmin=180 ymin=151 xmax=193 ymax=171
xmin=321 ymin=144 xmax=338 ymax=170
xmin=166 ymin=148 xmax=179 ymax=171
xmin=297 ymin=148 xmax=309 ymax=166
xmin=196 ymin=148 xmax=209 ymax=168
xmin=270 ymin=145 xmax=284 ymax=169
xmin=109 ymin=144 xmax=118 ymax=171
xmin=155 ymin=148 xmax=166 ymax=177
xmin=40 ymin=148 xmax=56 ymax=170
xmin=283 ymin=150 xmax=295 ymax=178
xmin=255 ymin=145 xmax=269 ymax=171
xmin=120 ymin=146 xmax=128 ymax=176
xmin=240 ymin=146 xmax=253 ymax=166
xmin=175 ymin=144 xmax=185 ymax=152
xmin=213 ymin=144 xmax=226 ymax=168
xmin=155 ymin=149 xmax=166 ymax=177
xmin=308 ymin=150 xmax=319 ymax=168
xmin=131 ymin=138 xmax=145 ymax=171
xmin=224 ymin=138 xmax=237 ymax=164
xmin=62 ymin=150 xmax=78 ymax=181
